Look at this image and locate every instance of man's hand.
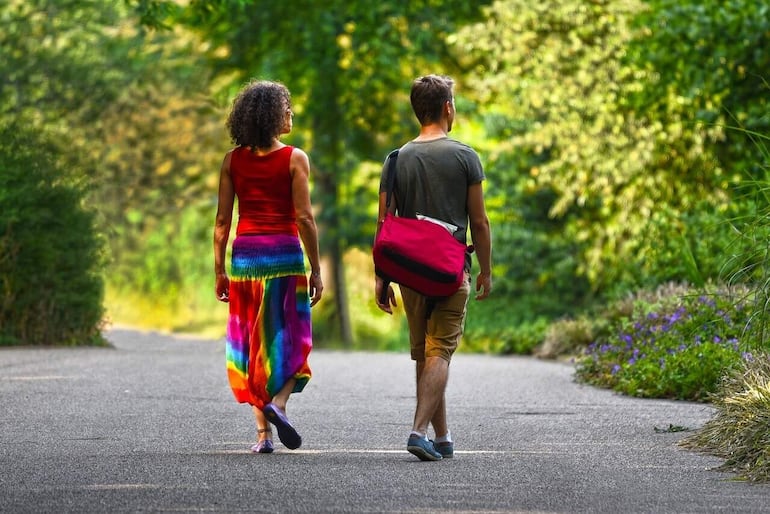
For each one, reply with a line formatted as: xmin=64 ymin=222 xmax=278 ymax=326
xmin=375 ymin=277 xmax=397 ymax=314
xmin=475 ymin=272 xmax=492 ymax=300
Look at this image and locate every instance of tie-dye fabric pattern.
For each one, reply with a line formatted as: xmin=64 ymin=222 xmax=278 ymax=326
xmin=225 ymin=234 xmax=312 ymax=408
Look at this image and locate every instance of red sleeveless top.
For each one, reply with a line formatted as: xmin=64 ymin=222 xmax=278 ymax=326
xmin=230 ymin=145 xmax=298 ymax=236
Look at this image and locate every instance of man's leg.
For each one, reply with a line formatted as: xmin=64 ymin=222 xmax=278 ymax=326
xmin=411 ymin=277 xmax=470 ymax=460
xmin=414 ymin=359 xmax=449 ymax=437
xmin=401 ymin=285 xmax=458 ymax=460
xmin=406 ymin=356 xmax=448 ymax=460
xmin=412 ymin=356 xmax=449 ymax=436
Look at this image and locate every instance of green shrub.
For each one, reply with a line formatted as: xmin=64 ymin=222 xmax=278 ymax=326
xmin=575 ymin=283 xmax=754 ymax=401
xmin=464 ymin=309 xmax=548 ymax=356
xmin=534 ymin=317 xmax=594 ymax=359
xmin=0 ymin=123 xmax=105 ymax=345
xmin=681 ymin=354 xmax=770 ymax=482
xmin=483 ymin=176 xmax=595 ymax=321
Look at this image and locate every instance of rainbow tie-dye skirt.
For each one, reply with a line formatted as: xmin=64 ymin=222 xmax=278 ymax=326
xmin=225 ymin=234 xmax=312 ymax=408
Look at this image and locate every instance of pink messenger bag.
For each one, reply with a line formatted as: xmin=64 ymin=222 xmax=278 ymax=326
xmin=373 ymin=150 xmax=473 ymax=302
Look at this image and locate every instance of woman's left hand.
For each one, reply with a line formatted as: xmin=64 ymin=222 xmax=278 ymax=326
xmin=309 ymin=273 xmax=323 ymax=307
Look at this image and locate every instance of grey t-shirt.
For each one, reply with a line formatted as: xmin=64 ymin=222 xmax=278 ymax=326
xmin=379 ymin=137 xmax=485 ymax=245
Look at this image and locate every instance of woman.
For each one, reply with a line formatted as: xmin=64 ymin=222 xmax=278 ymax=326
xmin=213 ymin=80 xmax=323 ymax=454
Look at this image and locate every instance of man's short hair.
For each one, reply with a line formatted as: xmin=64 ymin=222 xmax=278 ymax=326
xmin=410 ymin=75 xmax=454 ymax=126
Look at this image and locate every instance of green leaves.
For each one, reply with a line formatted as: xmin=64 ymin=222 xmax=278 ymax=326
xmin=455 ymin=0 xmax=654 ymax=294
xmin=125 ymin=0 xmax=495 ymax=343
xmin=0 ymin=120 xmax=105 ymax=345
xmin=453 ymin=0 xmax=770 ymax=300
xmin=5 ymin=0 xmax=769 ymax=346
xmin=1 ymin=1 xmax=124 ymax=125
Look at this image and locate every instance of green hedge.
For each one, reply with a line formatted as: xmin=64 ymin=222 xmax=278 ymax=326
xmin=0 ymin=123 xmax=104 ymax=345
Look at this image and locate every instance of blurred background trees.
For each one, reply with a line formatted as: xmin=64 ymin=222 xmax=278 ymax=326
xmin=2 ymin=0 xmax=768 ymax=351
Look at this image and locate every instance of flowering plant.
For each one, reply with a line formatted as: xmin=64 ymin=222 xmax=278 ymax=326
xmin=576 ymin=285 xmax=754 ymax=401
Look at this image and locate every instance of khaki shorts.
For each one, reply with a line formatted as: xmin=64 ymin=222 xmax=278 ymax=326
xmin=399 ymin=272 xmax=471 ymax=362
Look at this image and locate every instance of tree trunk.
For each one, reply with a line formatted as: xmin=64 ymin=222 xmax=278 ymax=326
xmin=312 ymin=162 xmax=353 ymax=347
xmin=330 ymin=237 xmax=353 ymax=346
xmin=308 ymin=30 xmax=355 ymax=346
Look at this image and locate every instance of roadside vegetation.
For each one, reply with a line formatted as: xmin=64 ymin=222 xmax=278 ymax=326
xmin=0 ymin=121 xmax=105 ymax=346
xmin=680 ymin=355 xmax=770 ymax=482
xmin=1 ymin=0 xmax=769 ymax=481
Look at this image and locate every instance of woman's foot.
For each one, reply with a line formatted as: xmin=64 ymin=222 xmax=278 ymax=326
xmin=251 ymin=439 xmax=274 ymax=453
xmin=251 ymin=427 xmax=274 ymax=453
xmin=262 ymin=402 xmax=302 ymax=449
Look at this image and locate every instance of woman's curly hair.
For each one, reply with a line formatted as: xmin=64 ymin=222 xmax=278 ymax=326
xmin=226 ymin=80 xmax=291 ymax=149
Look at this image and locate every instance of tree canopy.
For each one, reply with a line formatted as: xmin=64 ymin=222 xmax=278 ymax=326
xmin=454 ymin=0 xmax=770 ymax=295
xmin=2 ymin=0 xmax=769 ymax=346
xmin=128 ymin=0 xmax=494 ymax=343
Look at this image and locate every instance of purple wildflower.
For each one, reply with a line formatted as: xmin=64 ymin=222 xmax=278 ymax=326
xmin=668 ymin=307 xmax=686 ymax=324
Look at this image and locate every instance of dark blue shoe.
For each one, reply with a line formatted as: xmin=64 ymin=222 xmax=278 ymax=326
xmin=433 ymin=440 xmax=454 ymax=458
xmin=263 ymin=403 xmax=302 ymax=450
xmin=407 ymin=435 xmax=442 ymax=461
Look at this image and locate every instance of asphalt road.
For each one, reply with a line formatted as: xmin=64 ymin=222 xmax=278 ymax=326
xmin=1 ymin=328 xmax=768 ymax=513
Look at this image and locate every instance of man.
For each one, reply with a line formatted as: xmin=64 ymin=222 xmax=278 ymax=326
xmin=375 ymin=74 xmax=492 ymax=461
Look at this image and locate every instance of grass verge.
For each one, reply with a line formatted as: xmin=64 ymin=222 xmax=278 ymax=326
xmin=680 ymin=354 xmax=770 ymax=482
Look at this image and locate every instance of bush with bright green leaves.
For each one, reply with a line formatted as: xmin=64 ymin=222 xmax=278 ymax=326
xmin=0 ymin=123 xmax=105 ymax=345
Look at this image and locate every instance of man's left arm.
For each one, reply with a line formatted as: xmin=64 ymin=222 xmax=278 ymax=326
xmin=467 ymin=182 xmax=492 ymax=300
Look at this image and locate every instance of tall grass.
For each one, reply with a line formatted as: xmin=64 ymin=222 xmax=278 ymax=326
xmin=679 ymin=126 xmax=770 ymax=480
xmin=680 ymin=355 xmax=770 ymax=482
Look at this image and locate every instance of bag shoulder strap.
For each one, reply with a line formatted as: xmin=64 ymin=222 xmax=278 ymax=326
xmin=384 ymin=149 xmax=399 ymax=209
